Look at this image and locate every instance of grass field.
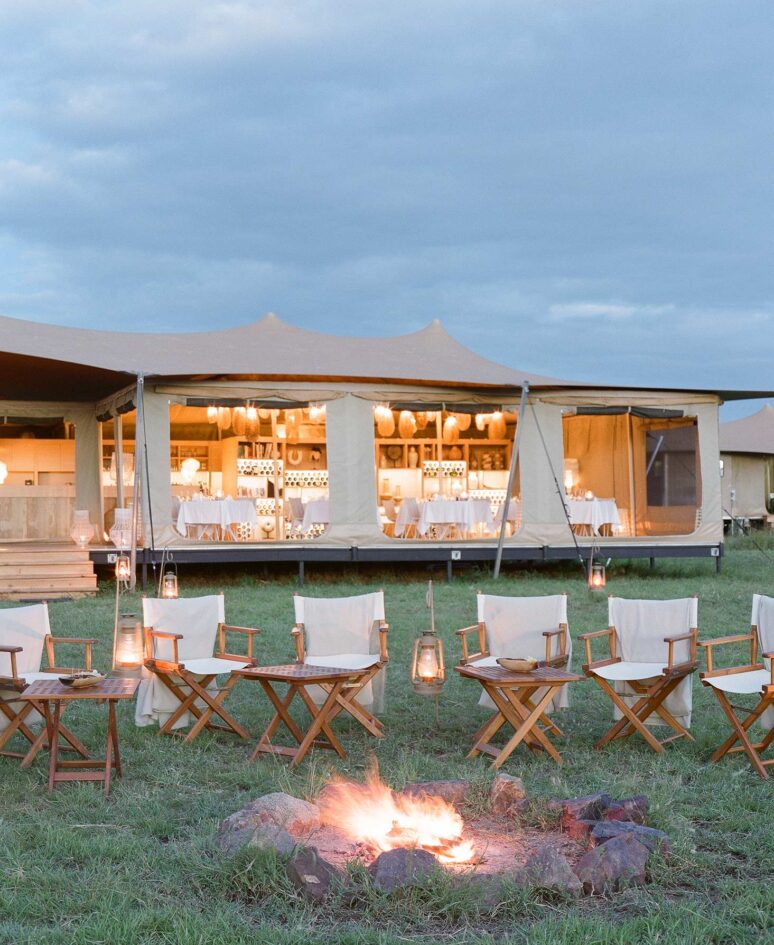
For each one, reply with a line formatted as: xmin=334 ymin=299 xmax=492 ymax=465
xmin=1 ymin=541 xmax=773 ymax=944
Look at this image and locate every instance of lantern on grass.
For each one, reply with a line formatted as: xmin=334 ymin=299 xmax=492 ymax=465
xmin=112 ymin=613 xmax=144 ymax=677
xmin=162 ymin=567 xmax=179 ymax=599
xmin=411 ymin=581 xmax=446 ymax=696
xmin=588 ymin=561 xmax=606 ymax=590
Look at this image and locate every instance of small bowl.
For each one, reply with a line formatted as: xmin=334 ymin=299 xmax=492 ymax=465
xmin=58 ymin=671 xmax=106 ymax=689
xmin=496 ymin=657 xmax=539 ymax=673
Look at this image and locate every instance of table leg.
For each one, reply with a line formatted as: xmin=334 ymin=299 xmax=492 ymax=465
xmin=296 ymin=685 xmax=347 ymax=759
xmin=251 ymin=682 xmax=308 ymax=761
xmin=487 ymin=686 xmax=563 ymax=767
xmin=47 ymin=701 xmax=62 ymax=792
xmin=291 ymin=682 xmax=347 ymax=767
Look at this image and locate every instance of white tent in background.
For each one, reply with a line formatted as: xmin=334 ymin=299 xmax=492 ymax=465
xmin=719 ymin=405 xmax=774 ymax=526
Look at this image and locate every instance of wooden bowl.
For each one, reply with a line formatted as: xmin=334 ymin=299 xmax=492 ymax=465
xmin=496 ymin=657 xmax=539 ymax=673
xmin=58 ymin=672 xmax=106 ymax=689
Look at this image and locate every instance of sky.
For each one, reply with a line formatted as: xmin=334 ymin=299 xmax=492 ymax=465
xmin=0 ymin=1 xmax=771 ymax=420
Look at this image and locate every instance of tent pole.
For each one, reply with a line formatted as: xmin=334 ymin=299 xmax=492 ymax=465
xmin=129 ymin=374 xmax=145 ymax=592
xmin=114 ymin=414 xmax=125 ymax=511
xmin=494 ymin=382 xmax=529 ymax=579
xmin=626 ymin=413 xmax=636 ymax=538
xmin=435 ymin=410 xmax=443 ymax=498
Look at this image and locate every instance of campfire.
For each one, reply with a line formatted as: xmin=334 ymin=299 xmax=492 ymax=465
xmin=317 ymin=771 xmax=476 ymax=865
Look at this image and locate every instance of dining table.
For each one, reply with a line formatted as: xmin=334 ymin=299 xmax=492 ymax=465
xmin=301 ymin=497 xmax=330 ymax=532
xmin=565 ymin=498 xmax=621 ymax=535
xmin=417 ymin=498 xmax=494 ymax=537
xmin=176 ymin=497 xmax=258 ymax=540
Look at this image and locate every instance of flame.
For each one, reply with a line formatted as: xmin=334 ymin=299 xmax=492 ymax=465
xmin=318 ymin=771 xmax=475 ymax=864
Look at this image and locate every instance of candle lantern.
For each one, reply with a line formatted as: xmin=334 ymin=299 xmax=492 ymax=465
xmin=162 ymin=568 xmax=179 ymax=599
xmin=112 ymin=612 xmax=144 ymax=677
xmin=70 ymin=510 xmax=95 ymax=548
xmin=411 ymin=581 xmax=446 ymax=695
xmin=115 ymin=553 xmax=132 ymax=582
xmin=588 ymin=562 xmax=606 ymax=590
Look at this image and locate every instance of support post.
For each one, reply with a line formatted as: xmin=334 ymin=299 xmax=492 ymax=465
xmin=494 ymin=383 xmax=529 ymax=579
xmin=114 ymin=414 xmax=125 ymax=511
xmin=129 ymin=376 xmax=145 ymax=592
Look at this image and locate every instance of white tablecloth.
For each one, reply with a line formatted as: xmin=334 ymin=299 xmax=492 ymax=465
xmin=302 ymin=498 xmax=329 ymax=531
xmin=566 ymin=498 xmax=620 ymax=535
xmin=494 ymin=499 xmax=521 ymax=526
xmin=417 ymin=498 xmax=494 ymax=537
xmin=176 ymin=498 xmax=258 ymax=536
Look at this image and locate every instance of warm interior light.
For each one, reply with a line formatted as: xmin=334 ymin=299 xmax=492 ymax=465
xmin=246 ymin=404 xmax=258 ymax=422
xmin=207 ymin=405 xmax=218 ymax=424
xmin=564 ymin=469 xmax=574 ymax=491
xmin=417 ymin=644 xmax=439 ymax=680
xmin=180 ymin=457 xmax=201 ymax=483
xmin=442 ymin=414 xmax=459 ymax=444
xmin=0 ymin=460 xmax=7 ymax=485
xmin=588 ymin=562 xmax=606 ymax=590
xmin=475 ymin=413 xmax=488 ymax=431
xmin=115 ymin=554 xmax=132 ymax=581
xmin=162 ymin=570 xmax=179 ymax=599
xmin=113 ymin=613 xmax=144 ymax=675
xmin=308 ymin=403 xmax=326 ymax=422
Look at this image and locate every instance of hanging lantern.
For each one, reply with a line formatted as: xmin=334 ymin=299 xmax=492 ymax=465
xmin=308 ymin=403 xmax=326 ymax=423
xmin=411 ymin=581 xmax=445 ymax=695
xmin=115 ymin=553 xmax=132 ymax=582
xmin=112 ymin=612 xmax=144 ymax=677
xmin=217 ymin=406 xmax=232 ymax=431
xmin=207 ymin=405 xmax=218 ymax=424
xmin=374 ymin=404 xmax=395 ymax=437
xmin=442 ymin=414 xmax=459 ymax=444
xmin=398 ymin=410 xmax=417 ymax=438
xmin=70 ymin=510 xmax=95 ymax=548
xmin=285 ymin=409 xmax=301 ymax=442
xmin=588 ymin=562 xmax=606 ymax=590
xmin=454 ymin=412 xmax=471 ymax=432
xmin=415 ymin=411 xmax=429 ymax=429
xmin=232 ymin=406 xmax=247 ymax=436
xmin=162 ymin=568 xmax=179 ymax=599
xmin=475 ymin=413 xmax=488 ymax=431
xmin=180 ymin=457 xmax=201 ymax=484
xmin=488 ymin=410 xmax=506 ymax=440
xmin=246 ymin=404 xmax=258 ymax=423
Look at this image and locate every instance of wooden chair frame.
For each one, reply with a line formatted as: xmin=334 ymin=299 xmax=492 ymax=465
xmin=0 ymin=634 xmax=97 ymax=765
xmin=456 ymin=607 xmax=570 ymax=740
xmin=579 ymin=616 xmax=698 ymax=753
xmin=700 ymin=628 xmax=774 ymax=779
xmin=291 ymin=608 xmax=389 ymax=738
xmin=143 ymin=622 xmax=259 ymax=743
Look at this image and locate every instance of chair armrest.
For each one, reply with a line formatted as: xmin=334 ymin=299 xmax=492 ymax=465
xmin=543 ymin=624 xmax=569 ymax=664
xmin=378 ymin=621 xmax=389 ymax=663
xmin=45 ymin=635 xmax=99 ymax=672
xmin=291 ymin=623 xmax=305 ymax=662
xmin=763 ymin=653 xmax=774 ymax=686
xmin=217 ymin=623 xmax=260 ymax=662
xmin=0 ymin=644 xmax=23 ymax=680
xmin=699 ymin=632 xmax=756 ymax=674
xmin=456 ymin=623 xmax=488 ymax=665
xmin=665 ymin=628 xmax=697 ymax=670
xmin=578 ymin=627 xmax=616 ymax=669
xmin=147 ymin=629 xmax=183 ymax=665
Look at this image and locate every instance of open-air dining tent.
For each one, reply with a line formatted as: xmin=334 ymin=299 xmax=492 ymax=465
xmin=0 ymin=312 xmax=762 ymax=573
xmin=719 ymin=404 xmax=774 ymax=527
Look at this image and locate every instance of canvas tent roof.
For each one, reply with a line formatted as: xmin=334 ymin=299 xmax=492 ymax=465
xmin=719 ymin=404 xmax=774 ymax=455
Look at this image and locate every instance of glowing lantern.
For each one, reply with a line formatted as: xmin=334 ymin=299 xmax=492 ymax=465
xmin=416 ymin=411 xmax=430 ymax=429
xmin=246 ymin=404 xmax=258 ymax=422
xmin=308 ymin=403 xmax=326 ymax=422
xmin=217 ymin=406 xmax=232 ymax=431
xmin=0 ymin=460 xmax=8 ymax=484
xmin=411 ymin=581 xmax=446 ymax=695
xmin=232 ymin=406 xmax=246 ymax=436
xmin=207 ymin=405 xmax=218 ymax=424
xmin=112 ymin=612 xmax=144 ymax=677
xmin=488 ymin=411 xmax=506 ymax=440
xmin=115 ymin=554 xmax=132 ymax=582
xmin=398 ymin=410 xmax=417 ymax=438
xmin=564 ymin=469 xmax=575 ymax=492
xmin=109 ymin=507 xmax=133 ymax=550
xmin=180 ymin=457 xmax=201 ymax=484
xmin=442 ymin=414 xmax=459 ymax=444
xmin=588 ymin=562 xmax=606 ymax=590
xmin=70 ymin=510 xmax=95 ymax=548
xmin=162 ymin=569 xmax=179 ymax=599
xmin=475 ymin=413 xmax=488 ymax=431
xmin=454 ymin=412 xmax=471 ymax=432
xmin=374 ymin=404 xmax=395 ymax=437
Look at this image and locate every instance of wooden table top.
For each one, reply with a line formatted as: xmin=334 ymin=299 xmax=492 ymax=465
xmin=20 ymin=677 xmax=140 ymax=701
xmin=234 ymin=663 xmax=365 ymax=683
xmin=456 ymin=663 xmax=583 ymax=685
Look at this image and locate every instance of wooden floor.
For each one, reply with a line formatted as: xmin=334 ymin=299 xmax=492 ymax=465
xmin=0 ymin=542 xmax=98 ymax=600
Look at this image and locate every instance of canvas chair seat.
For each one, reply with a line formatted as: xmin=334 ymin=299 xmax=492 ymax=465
xmin=704 ymin=669 xmax=769 ymax=696
xmin=178 ymin=657 xmax=252 ymax=676
xmin=17 ymin=670 xmax=63 ymax=685
xmin=592 ymin=661 xmax=666 ymax=682
xmin=305 ymin=653 xmax=381 ymax=671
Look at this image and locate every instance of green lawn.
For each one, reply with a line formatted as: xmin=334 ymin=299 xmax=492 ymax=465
xmin=1 ymin=543 xmax=773 ymax=944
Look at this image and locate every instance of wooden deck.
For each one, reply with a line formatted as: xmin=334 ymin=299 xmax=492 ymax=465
xmin=0 ymin=542 xmax=98 ymax=600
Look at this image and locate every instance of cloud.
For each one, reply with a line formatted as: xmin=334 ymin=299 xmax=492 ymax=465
xmin=548 ymin=302 xmax=675 ymax=320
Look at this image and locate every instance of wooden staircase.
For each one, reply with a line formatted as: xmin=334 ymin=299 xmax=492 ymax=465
xmin=0 ymin=543 xmax=98 ymax=600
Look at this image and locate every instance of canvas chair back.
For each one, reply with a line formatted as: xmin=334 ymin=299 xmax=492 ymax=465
xmin=294 ymin=592 xmax=385 ymax=659
xmin=383 ymin=499 xmax=397 ymax=522
xmin=752 ymin=594 xmax=774 ymax=728
xmin=0 ymin=603 xmax=50 ymax=677
xmin=477 ymin=593 xmax=567 ymax=661
xmin=143 ymin=595 xmax=224 ymax=663
xmin=609 ymin=597 xmax=697 ymax=664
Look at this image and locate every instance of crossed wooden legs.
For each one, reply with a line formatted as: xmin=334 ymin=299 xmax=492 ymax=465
xmin=153 ymin=671 xmax=248 ymax=743
xmin=250 ymin=679 xmax=349 ymax=767
xmin=316 ymin=666 xmax=385 ymax=738
xmin=41 ymin=700 xmax=123 ymax=796
xmin=0 ymin=696 xmax=89 ymax=767
xmin=706 ymin=689 xmax=774 ymax=780
xmin=467 ymin=682 xmax=568 ymax=768
xmin=590 ymin=671 xmax=694 ymax=753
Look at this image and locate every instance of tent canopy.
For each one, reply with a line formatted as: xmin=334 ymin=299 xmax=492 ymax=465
xmin=720 ymin=405 xmax=774 ymax=456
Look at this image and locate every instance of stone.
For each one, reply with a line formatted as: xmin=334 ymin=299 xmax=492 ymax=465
xmin=549 ymin=793 xmax=612 ymax=832
xmin=490 ymin=773 xmax=527 ymax=816
xmin=574 ymin=834 xmax=650 ymax=894
xmin=401 ymin=780 xmax=472 ymax=807
xmin=368 ymin=848 xmax=439 ymax=894
xmin=563 ymin=818 xmax=598 ymax=844
xmin=590 ymin=821 xmax=670 ymax=855
xmin=604 ymin=795 xmax=649 ymax=824
xmin=522 ymin=845 xmax=582 ymax=898
xmin=218 ymin=792 xmax=321 ymax=854
xmin=286 ymin=846 xmax=341 ymax=902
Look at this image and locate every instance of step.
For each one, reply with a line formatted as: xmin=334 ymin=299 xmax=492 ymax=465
xmin=0 ymin=591 xmax=95 ymax=601
xmin=0 ymin=575 xmax=97 ymax=592
xmin=0 ymin=551 xmax=93 ymax=566
xmin=0 ymin=562 xmax=96 ymax=577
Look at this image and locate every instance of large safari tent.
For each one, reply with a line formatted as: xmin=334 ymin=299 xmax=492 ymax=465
xmin=0 ymin=313 xmax=753 ymax=576
xmin=719 ymin=404 xmax=774 ymax=526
